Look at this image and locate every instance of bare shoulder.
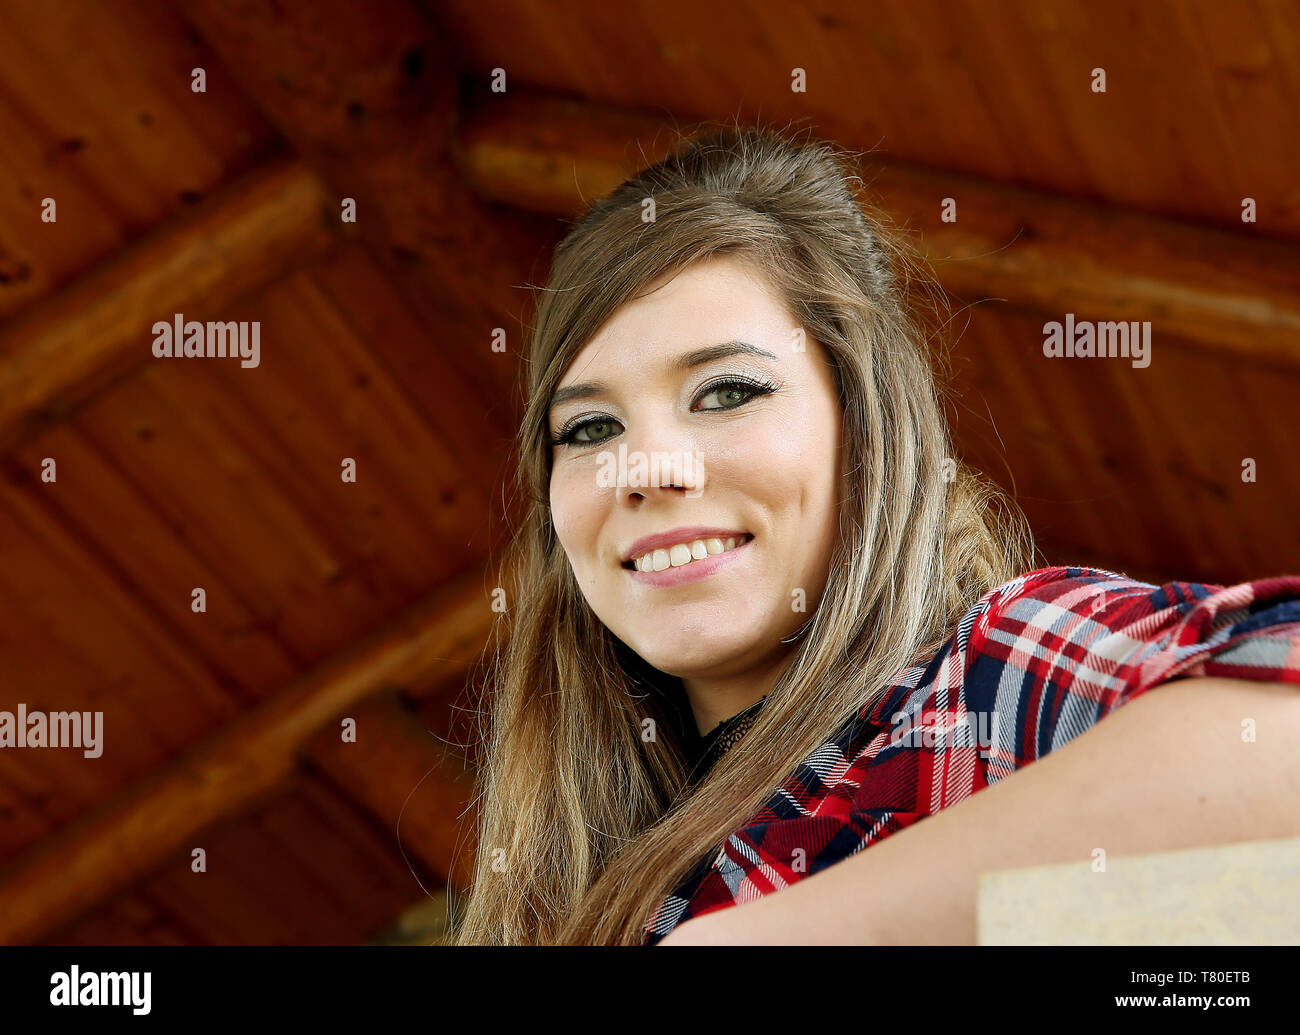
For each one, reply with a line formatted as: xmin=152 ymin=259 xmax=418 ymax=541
xmin=1134 ymin=675 xmax=1300 ymax=710
xmin=1123 ymin=676 xmax=1300 ymax=738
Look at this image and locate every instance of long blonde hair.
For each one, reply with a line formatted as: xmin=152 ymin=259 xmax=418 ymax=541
xmin=452 ymin=120 xmax=1036 ymax=945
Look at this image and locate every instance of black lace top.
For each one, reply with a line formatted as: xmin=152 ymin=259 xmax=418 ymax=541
xmin=680 ymin=694 xmax=767 ymax=784
xmin=630 ymin=652 xmax=769 ymax=783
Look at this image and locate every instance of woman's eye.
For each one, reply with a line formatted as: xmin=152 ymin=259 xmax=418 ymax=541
xmin=696 ymin=378 xmax=775 ymax=411
xmin=560 ymin=417 xmax=621 ymax=445
xmin=697 ymin=383 xmax=755 ymax=410
xmin=551 ymin=379 xmax=775 ymax=448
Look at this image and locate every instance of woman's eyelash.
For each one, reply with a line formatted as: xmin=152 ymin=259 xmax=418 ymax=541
xmin=548 ymin=375 xmax=781 ymax=448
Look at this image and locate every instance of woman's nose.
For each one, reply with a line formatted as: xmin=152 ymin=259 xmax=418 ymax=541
xmin=613 ymin=420 xmax=707 ymax=499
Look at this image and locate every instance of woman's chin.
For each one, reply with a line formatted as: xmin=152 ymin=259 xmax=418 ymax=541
xmin=631 ymin=636 xmax=753 ymax=677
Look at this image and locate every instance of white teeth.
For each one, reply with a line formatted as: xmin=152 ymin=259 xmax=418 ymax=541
xmin=632 ymin=534 xmax=750 ymax=572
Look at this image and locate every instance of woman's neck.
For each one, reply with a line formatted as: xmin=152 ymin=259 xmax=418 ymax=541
xmin=688 ymin=691 xmax=761 ymax=736
xmin=681 ymin=650 xmax=791 ymax=735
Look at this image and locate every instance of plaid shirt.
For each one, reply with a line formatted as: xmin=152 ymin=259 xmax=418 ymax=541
xmin=644 ymin=565 xmax=1300 ymax=943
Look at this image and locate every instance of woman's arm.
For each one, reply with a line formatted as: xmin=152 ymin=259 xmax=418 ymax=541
xmin=658 ymin=676 xmax=1300 ymax=944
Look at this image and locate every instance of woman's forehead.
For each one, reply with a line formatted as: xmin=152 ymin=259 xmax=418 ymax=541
xmin=564 ymin=264 xmax=794 ymax=372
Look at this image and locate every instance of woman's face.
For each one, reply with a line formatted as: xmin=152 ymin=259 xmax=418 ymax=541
xmin=547 ymin=255 xmax=843 ymax=688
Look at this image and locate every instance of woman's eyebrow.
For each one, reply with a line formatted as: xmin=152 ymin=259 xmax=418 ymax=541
xmin=548 ymin=339 xmax=779 ymax=411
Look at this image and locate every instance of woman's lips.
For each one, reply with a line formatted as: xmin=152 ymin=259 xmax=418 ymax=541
xmin=623 ymin=535 xmax=755 ymax=588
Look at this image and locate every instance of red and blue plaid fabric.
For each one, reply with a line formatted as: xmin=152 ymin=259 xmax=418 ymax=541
xmin=643 ymin=565 xmax=1300 ymax=943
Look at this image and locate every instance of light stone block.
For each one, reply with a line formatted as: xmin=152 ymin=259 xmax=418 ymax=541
xmin=977 ymin=835 xmax=1300 ymax=945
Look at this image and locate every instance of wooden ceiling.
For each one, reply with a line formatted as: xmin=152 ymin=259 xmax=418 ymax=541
xmin=0 ymin=0 xmax=1297 ymax=944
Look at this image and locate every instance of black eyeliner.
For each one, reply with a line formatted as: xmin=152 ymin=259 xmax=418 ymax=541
xmin=549 ymin=374 xmax=781 ymax=448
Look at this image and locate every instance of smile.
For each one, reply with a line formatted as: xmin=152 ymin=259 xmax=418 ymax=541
xmin=623 ymin=534 xmax=755 ymax=587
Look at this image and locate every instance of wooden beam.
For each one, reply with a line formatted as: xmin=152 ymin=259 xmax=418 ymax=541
xmin=455 ymin=91 xmax=675 ymax=218
xmin=454 ymin=91 xmax=1300 ymax=369
xmin=180 ymin=0 xmax=543 ymax=411
xmin=0 ymin=564 xmax=499 ymax=945
xmin=305 ymin=694 xmax=478 ymax=891
xmin=0 ymin=157 xmax=336 ymax=455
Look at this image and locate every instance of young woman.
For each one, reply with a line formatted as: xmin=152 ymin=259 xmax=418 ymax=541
xmin=451 ymin=122 xmax=1300 ymax=946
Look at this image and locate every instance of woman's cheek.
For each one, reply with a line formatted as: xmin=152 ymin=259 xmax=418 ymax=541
xmin=551 ymin=470 xmax=606 ymax=571
xmin=751 ymin=414 xmax=809 ymax=469
xmin=549 ymin=466 xmax=583 ymax=539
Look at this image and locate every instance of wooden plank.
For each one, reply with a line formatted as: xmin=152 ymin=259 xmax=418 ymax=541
xmin=41 ymin=890 xmax=196 ymax=947
xmin=58 ymin=292 xmax=448 ymax=669
xmin=10 ymin=409 xmax=303 ymax=704
xmin=436 ymin=0 xmax=1300 ymax=241
xmin=0 ymin=466 xmax=238 ymax=758
xmin=0 ymin=562 xmax=500 ymax=944
xmin=305 ymin=694 xmax=477 ymax=890
xmin=251 ymin=773 xmax=433 ymax=937
xmin=943 ymin=302 xmax=1300 ymax=586
xmin=0 ymin=0 xmax=279 ymax=318
xmin=237 ymin=274 xmax=488 ymax=570
xmin=453 ymin=89 xmax=1300 ymax=368
xmin=305 ymin=246 xmax=518 ymax=521
xmin=203 ymin=815 xmax=360 ymax=944
xmin=0 ymin=157 xmax=336 ymax=454
xmin=180 ymin=0 xmax=540 ymax=411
